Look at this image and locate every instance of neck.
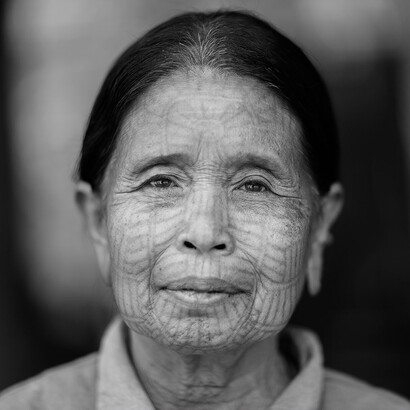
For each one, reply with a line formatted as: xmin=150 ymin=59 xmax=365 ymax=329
xmin=129 ymin=332 xmax=292 ymax=410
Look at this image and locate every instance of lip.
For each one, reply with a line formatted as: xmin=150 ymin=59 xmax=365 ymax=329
xmin=162 ymin=289 xmax=241 ymax=306
xmin=159 ymin=277 xmax=249 ymax=307
xmin=161 ymin=277 xmax=247 ymax=294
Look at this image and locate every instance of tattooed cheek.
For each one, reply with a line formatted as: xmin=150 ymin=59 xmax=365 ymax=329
xmin=108 ymin=201 xmax=184 ymax=269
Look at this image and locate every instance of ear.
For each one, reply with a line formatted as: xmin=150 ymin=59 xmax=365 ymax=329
xmin=307 ymin=182 xmax=344 ymax=296
xmin=75 ymin=181 xmax=111 ymax=286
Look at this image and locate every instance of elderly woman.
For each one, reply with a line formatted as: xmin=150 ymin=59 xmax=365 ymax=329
xmin=1 ymin=10 xmax=409 ymax=410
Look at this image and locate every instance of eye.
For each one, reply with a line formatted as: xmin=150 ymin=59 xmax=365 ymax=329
xmin=147 ymin=176 xmax=177 ymax=189
xmin=238 ymin=180 xmax=268 ymax=193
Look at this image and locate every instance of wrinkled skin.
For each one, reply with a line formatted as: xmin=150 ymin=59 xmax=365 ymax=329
xmin=78 ymin=69 xmax=342 ymax=409
xmin=104 ymin=70 xmax=319 ymax=352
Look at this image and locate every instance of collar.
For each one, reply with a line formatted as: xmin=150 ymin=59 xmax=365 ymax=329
xmin=96 ymin=318 xmax=154 ymax=410
xmin=272 ymin=327 xmax=324 ymax=409
xmin=96 ymin=318 xmax=324 ymax=410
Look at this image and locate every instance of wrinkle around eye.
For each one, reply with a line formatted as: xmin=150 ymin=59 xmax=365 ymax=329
xmin=237 ymin=180 xmax=269 ymax=194
xmin=115 ymin=171 xmax=184 ymax=193
xmin=144 ymin=175 xmax=179 ymax=189
xmin=233 ymin=168 xmax=301 ymax=194
xmin=233 ymin=177 xmax=284 ymax=199
xmin=231 ymin=188 xmax=305 ymax=217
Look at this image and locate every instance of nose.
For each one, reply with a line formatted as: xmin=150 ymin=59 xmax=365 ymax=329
xmin=178 ymin=229 xmax=234 ymax=255
xmin=176 ymin=190 xmax=235 ymax=255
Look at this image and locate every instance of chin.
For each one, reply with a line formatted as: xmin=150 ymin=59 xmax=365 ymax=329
xmin=158 ymin=326 xmax=250 ymax=355
xmin=147 ymin=314 xmax=282 ymax=355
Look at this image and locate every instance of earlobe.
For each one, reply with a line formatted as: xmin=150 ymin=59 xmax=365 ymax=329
xmin=307 ymin=182 xmax=344 ymax=296
xmin=75 ymin=181 xmax=112 ymax=286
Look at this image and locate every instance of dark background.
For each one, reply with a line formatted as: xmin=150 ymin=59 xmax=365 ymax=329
xmin=1 ymin=0 xmax=409 ymax=400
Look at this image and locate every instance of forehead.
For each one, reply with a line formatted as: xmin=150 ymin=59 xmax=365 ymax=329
xmin=116 ymin=70 xmax=303 ymax=168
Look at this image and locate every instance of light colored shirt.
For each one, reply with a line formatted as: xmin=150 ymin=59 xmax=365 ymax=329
xmin=0 ymin=318 xmax=408 ymax=409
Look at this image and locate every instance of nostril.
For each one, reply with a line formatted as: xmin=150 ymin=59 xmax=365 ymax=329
xmin=184 ymin=241 xmax=196 ymax=249
xmin=214 ymin=244 xmax=226 ymax=250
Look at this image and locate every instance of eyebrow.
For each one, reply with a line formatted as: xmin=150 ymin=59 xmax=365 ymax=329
xmin=131 ymin=153 xmax=193 ymax=175
xmin=131 ymin=152 xmax=287 ymax=178
xmin=227 ymin=153 xmax=287 ymax=178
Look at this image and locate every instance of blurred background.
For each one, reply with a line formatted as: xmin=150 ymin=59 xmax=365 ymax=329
xmin=0 ymin=0 xmax=410 ymax=399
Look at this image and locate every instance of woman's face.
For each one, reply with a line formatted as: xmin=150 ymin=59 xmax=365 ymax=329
xmin=99 ymin=70 xmax=320 ymax=352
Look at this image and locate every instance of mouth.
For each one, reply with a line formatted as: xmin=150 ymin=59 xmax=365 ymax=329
xmin=160 ymin=277 xmax=248 ymax=306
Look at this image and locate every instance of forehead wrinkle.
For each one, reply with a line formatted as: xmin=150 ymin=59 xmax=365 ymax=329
xmin=137 ymin=69 xmax=277 ymax=120
xmin=233 ymin=116 xmax=303 ymax=175
xmin=120 ymin=70 xmax=300 ymax=140
xmin=109 ymin=70 xmax=307 ymax=187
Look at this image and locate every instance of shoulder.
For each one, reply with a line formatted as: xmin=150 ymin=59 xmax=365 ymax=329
xmin=323 ymin=369 xmax=410 ymax=410
xmin=0 ymin=353 xmax=98 ymax=410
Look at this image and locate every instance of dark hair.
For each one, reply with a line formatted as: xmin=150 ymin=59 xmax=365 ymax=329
xmin=76 ymin=10 xmax=339 ymax=195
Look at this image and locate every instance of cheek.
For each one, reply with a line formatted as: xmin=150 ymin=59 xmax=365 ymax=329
xmin=106 ymin=202 xmax=184 ymax=333
xmin=234 ymin=201 xmax=312 ymax=333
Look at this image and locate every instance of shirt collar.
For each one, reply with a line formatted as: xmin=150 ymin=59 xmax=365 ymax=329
xmin=272 ymin=327 xmax=324 ymax=409
xmin=97 ymin=318 xmax=155 ymax=410
xmin=97 ymin=318 xmax=324 ymax=410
